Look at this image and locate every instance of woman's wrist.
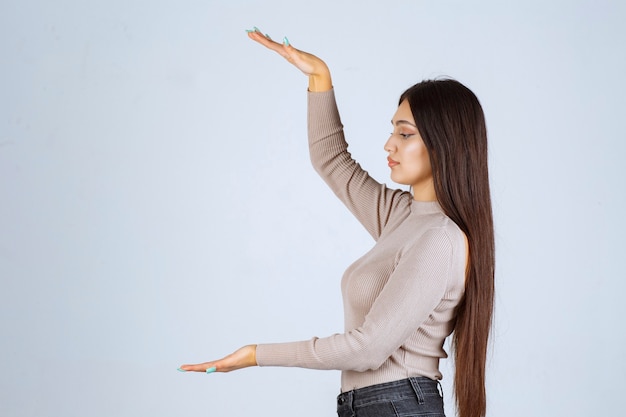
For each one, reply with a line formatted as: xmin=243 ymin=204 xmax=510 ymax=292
xmin=249 ymin=344 xmax=258 ymax=366
xmin=308 ymin=66 xmax=332 ymax=92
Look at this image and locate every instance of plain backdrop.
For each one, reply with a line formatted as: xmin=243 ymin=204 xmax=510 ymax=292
xmin=1 ymin=1 xmax=625 ymax=416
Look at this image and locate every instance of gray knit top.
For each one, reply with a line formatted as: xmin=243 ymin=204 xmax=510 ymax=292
xmin=255 ymin=89 xmax=466 ymax=392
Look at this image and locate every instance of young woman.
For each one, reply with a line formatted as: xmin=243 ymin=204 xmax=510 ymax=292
xmin=179 ymin=28 xmax=495 ymax=417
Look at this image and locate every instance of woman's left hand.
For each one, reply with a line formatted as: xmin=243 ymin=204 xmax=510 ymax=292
xmin=178 ymin=344 xmax=257 ymax=373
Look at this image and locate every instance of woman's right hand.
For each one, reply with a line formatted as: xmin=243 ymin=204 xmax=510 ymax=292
xmin=246 ymin=27 xmax=332 ymax=92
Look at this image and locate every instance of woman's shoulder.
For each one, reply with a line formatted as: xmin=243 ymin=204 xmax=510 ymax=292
xmin=430 ymin=213 xmax=466 ymax=248
xmin=406 ymin=205 xmax=467 ymax=252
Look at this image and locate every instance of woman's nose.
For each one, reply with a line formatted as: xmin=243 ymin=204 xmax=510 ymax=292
xmin=384 ymin=136 xmax=394 ymax=153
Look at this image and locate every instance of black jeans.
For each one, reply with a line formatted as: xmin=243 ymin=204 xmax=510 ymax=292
xmin=336 ymin=377 xmax=445 ymax=417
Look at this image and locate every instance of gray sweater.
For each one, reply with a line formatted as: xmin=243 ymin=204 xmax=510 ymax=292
xmin=255 ymin=89 xmax=466 ymax=392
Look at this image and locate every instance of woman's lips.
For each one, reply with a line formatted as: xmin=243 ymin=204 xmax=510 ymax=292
xmin=387 ymin=157 xmax=399 ymax=168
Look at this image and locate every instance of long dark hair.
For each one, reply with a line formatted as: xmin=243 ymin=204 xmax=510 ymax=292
xmin=400 ymin=79 xmax=495 ymax=417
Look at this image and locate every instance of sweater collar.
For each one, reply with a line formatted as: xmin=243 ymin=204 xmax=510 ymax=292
xmin=410 ymin=199 xmax=443 ymax=215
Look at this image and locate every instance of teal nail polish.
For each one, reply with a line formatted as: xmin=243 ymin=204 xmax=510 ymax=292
xmin=265 ymin=33 xmax=271 ymax=39
xmin=205 ymin=366 xmax=217 ymax=374
xmin=246 ymin=29 xmax=254 ymax=33
xmin=177 ymin=368 xmax=187 ymax=372
xmin=253 ymin=26 xmax=261 ymax=33
xmin=283 ymin=36 xmax=290 ymax=46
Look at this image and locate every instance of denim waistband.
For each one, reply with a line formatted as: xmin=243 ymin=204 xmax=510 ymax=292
xmin=337 ymin=377 xmax=442 ymax=408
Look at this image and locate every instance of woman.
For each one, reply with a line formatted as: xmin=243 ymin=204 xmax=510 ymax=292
xmin=179 ymin=27 xmax=495 ymax=417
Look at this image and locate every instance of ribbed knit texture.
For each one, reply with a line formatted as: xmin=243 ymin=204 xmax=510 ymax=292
xmin=255 ymin=89 xmax=466 ymax=392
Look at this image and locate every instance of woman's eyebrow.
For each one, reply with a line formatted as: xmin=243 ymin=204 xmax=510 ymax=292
xmin=391 ymin=119 xmax=418 ymax=128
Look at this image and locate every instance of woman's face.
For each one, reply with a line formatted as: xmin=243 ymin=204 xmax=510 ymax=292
xmin=384 ymin=99 xmax=435 ymax=200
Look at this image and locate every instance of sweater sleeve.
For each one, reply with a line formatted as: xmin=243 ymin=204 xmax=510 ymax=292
xmin=255 ymin=228 xmax=456 ymax=371
xmin=307 ymin=89 xmax=409 ymax=240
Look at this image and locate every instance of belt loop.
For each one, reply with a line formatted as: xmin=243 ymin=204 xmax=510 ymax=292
xmin=436 ymin=380 xmax=444 ymax=406
xmin=409 ymin=377 xmax=425 ymax=405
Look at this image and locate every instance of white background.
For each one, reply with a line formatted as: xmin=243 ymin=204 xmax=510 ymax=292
xmin=1 ymin=1 xmax=625 ymax=416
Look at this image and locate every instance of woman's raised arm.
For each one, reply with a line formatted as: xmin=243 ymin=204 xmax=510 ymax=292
xmin=248 ymin=26 xmax=404 ymax=239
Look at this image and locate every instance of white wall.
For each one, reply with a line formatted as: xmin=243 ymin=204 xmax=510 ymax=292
xmin=1 ymin=1 xmax=624 ymax=416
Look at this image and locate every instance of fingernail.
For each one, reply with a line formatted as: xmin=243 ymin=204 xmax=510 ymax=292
xmin=205 ymin=366 xmax=217 ymax=374
xmin=245 ymin=29 xmax=255 ymax=33
xmin=177 ymin=368 xmax=187 ymax=372
xmin=265 ymin=33 xmax=271 ymax=39
xmin=283 ymin=36 xmax=290 ymax=46
xmin=254 ymin=26 xmax=261 ymax=33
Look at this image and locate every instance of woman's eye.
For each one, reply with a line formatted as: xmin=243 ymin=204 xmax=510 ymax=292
xmin=390 ymin=131 xmax=413 ymax=139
